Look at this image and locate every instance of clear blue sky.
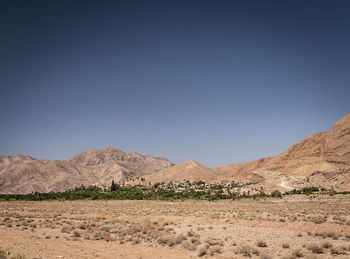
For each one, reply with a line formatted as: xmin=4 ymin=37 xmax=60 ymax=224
xmin=1 ymin=0 xmax=349 ymax=167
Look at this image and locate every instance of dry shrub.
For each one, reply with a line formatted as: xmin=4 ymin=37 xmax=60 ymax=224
xmin=208 ymin=245 xmax=223 ymax=255
xmin=187 ymin=230 xmax=194 ymax=237
xmin=204 ymin=237 xmax=223 ymax=246
xmin=124 ymin=235 xmax=133 ymax=242
xmin=132 ymin=237 xmax=142 ymax=245
xmin=182 ymin=240 xmax=197 ymax=251
xmin=9 ymin=255 xmax=26 ymax=259
xmin=332 ymin=234 xmax=339 ymax=240
xmin=100 ymin=225 xmax=112 ymax=233
xmin=291 ymin=249 xmax=304 ymax=257
xmin=315 ymin=231 xmax=338 ymax=239
xmin=175 ymin=234 xmax=187 ymax=244
xmin=190 ymin=236 xmax=201 ymax=245
xmin=321 ymin=241 xmax=332 ymax=249
xmin=282 ymin=243 xmax=290 ymax=249
xmin=237 ymin=245 xmax=259 ymax=257
xmin=257 ymin=240 xmax=267 ymax=247
xmin=330 ymin=247 xmax=346 ymax=255
xmin=60 ymin=226 xmax=70 ymax=233
xmin=78 ymin=223 xmax=86 ymax=230
xmin=72 ymin=231 xmax=81 ymax=237
xmin=196 ymin=244 xmax=209 ymax=257
xmin=157 ymin=234 xmax=176 ymax=247
xmin=141 ymin=224 xmax=152 ymax=234
xmin=308 ymin=244 xmax=323 ymax=254
xmin=29 ymin=223 xmax=37 ymax=228
xmin=125 ymin=225 xmax=142 ymax=236
xmin=93 ymin=231 xmax=110 ymax=241
xmin=165 ymin=227 xmax=174 ymax=232
xmin=0 ymin=248 xmax=7 ymax=259
xmin=311 ymin=216 xmax=325 ymax=224
xmin=260 ymin=254 xmax=271 ymax=259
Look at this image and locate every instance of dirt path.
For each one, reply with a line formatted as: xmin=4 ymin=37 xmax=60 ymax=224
xmin=279 ymin=181 xmax=294 ymax=190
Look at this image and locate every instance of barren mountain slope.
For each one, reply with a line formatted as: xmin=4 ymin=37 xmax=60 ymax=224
xmin=0 ymin=147 xmax=173 ymax=194
xmin=217 ymin=113 xmax=350 ymax=190
xmin=145 ymin=160 xmax=226 ymax=183
xmin=69 ymin=147 xmax=173 ymax=177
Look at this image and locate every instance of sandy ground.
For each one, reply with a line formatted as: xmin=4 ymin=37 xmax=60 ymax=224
xmin=1 ymin=195 xmax=350 ymax=259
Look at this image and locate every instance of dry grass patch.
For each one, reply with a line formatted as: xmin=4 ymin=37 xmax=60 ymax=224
xmin=307 ymin=244 xmax=323 ymax=254
xmin=60 ymin=225 xmax=70 ymax=234
xmin=321 ymin=241 xmax=332 ymax=249
xmin=256 ymin=240 xmax=267 ymax=247
xmin=196 ymin=244 xmax=208 ymax=257
xmin=181 ymin=240 xmax=197 ymax=251
xmin=236 ymin=245 xmax=260 ymax=257
xmin=93 ymin=231 xmax=111 ymax=241
xmin=282 ymin=243 xmax=290 ymax=249
xmin=291 ymin=249 xmax=304 ymax=258
xmin=208 ymin=245 xmax=223 ymax=256
xmin=157 ymin=234 xmax=176 ymax=247
xmin=330 ymin=247 xmax=347 ymax=255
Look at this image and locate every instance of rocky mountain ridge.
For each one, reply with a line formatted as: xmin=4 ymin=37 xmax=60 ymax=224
xmin=0 ymin=148 xmax=173 ymax=194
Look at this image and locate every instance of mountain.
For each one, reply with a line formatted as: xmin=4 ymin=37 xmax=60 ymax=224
xmin=1 ymin=113 xmax=349 ymax=194
xmin=69 ymin=147 xmax=173 ymax=180
xmin=145 ymin=160 xmax=225 ymax=183
xmin=217 ymin=113 xmax=350 ymax=191
xmin=0 ymin=147 xmax=173 ymax=194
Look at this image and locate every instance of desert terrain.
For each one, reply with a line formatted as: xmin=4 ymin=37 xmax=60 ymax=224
xmin=1 ymin=195 xmax=350 ymax=259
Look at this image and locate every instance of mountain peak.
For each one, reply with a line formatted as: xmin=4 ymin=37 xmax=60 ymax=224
xmin=86 ymin=147 xmax=98 ymax=153
xmin=145 ymin=160 xmax=219 ymax=182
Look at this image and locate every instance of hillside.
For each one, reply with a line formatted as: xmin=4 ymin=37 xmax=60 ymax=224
xmin=0 ymin=147 xmax=173 ymax=194
xmin=145 ymin=160 xmax=225 ymax=183
xmin=217 ymin=113 xmax=350 ymax=191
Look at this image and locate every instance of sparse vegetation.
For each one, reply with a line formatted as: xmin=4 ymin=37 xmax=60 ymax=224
xmin=321 ymin=241 xmax=333 ymax=249
xmin=307 ymin=244 xmax=324 ymax=254
xmin=282 ymin=243 xmax=290 ymax=248
xmin=291 ymin=249 xmax=304 ymax=257
xmin=1 ymin=195 xmax=350 ymax=258
xmin=330 ymin=246 xmax=346 ymax=255
xmin=0 ymin=183 xmax=339 ymax=201
xmin=196 ymin=244 xmax=208 ymax=257
xmin=256 ymin=240 xmax=267 ymax=247
xmin=236 ymin=245 xmax=259 ymax=257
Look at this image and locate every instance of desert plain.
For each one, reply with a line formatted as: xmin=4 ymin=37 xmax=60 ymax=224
xmin=1 ymin=195 xmax=350 ymax=259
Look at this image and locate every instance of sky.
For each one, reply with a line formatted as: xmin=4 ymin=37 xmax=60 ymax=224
xmin=1 ymin=0 xmax=350 ymax=167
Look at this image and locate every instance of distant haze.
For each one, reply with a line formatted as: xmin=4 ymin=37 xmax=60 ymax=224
xmin=1 ymin=0 xmax=350 ymax=167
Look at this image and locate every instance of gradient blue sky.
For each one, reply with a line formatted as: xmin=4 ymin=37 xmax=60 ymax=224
xmin=1 ymin=0 xmax=349 ymax=167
